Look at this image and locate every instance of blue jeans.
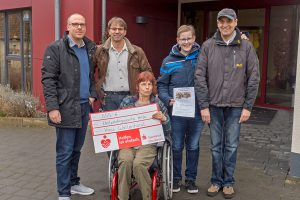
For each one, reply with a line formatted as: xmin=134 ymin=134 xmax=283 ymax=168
xmin=171 ymin=114 xmax=204 ymax=182
xmin=209 ymin=106 xmax=242 ymax=187
xmin=56 ymin=102 xmax=91 ymax=197
xmin=102 ymin=92 xmax=129 ymax=157
xmin=102 ymin=93 xmax=129 ymax=111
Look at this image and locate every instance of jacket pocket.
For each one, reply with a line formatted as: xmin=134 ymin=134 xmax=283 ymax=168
xmin=58 ymin=88 xmax=68 ymax=105
xmin=130 ymin=61 xmax=140 ymax=70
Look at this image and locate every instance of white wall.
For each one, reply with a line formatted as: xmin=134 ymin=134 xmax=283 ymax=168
xmin=291 ymin=20 xmax=300 ymax=154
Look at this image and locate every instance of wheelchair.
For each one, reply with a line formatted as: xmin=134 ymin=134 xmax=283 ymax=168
xmin=108 ymin=139 xmax=173 ymax=200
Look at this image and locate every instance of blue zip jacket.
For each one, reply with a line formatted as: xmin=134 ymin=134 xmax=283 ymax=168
xmin=157 ymin=43 xmax=200 ymax=111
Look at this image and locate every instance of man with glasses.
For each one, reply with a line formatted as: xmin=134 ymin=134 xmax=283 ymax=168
xmin=42 ymin=13 xmax=96 ymax=200
xmin=94 ymin=16 xmax=152 ymax=112
xmin=157 ymin=25 xmax=204 ymax=194
xmin=194 ymin=8 xmax=260 ymax=199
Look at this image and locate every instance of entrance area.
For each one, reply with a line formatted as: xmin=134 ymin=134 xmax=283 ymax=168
xmin=181 ymin=3 xmax=300 ymax=109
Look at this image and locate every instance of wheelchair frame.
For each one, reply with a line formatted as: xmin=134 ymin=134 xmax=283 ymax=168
xmin=108 ymin=140 xmax=173 ymax=200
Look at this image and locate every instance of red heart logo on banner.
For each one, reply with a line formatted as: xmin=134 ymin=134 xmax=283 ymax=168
xmin=142 ymin=135 xmax=147 ymax=140
xmin=101 ymin=136 xmax=111 ymax=148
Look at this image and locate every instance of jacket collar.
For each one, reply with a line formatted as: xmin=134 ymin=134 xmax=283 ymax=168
xmin=171 ymin=42 xmax=200 ymax=58
xmin=103 ymin=37 xmax=136 ymax=54
xmin=67 ymin=35 xmax=85 ymax=48
xmin=213 ymin=28 xmax=242 ymax=46
xmin=63 ymin=31 xmax=94 ymax=51
xmin=126 ymin=94 xmax=158 ymax=104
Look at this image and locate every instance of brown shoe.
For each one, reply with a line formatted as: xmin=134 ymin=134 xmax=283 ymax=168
xmin=207 ymin=184 xmax=220 ymax=197
xmin=223 ymin=186 xmax=235 ymax=199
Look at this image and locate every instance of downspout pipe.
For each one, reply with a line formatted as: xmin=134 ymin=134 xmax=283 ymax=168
xmin=55 ymin=0 xmax=60 ymax=40
xmin=102 ymin=0 xmax=106 ymax=43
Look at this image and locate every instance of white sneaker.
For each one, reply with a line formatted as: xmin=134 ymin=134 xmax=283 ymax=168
xmin=58 ymin=197 xmax=71 ymax=200
xmin=71 ymin=183 xmax=94 ymax=195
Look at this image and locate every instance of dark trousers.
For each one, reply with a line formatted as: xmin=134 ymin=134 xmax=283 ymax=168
xmin=56 ymin=102 xmax=91 ymax=197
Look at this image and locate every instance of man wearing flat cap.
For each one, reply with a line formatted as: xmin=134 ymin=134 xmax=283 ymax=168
xmin=194 ymin=8 xmax=260 ymax=199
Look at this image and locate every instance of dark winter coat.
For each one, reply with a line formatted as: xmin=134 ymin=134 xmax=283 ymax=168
xmin=41 ymin=33 xmax=97 ymax=128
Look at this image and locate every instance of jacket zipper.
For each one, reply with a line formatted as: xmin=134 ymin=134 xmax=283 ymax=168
xmin=233 ymin=50 xmax=236 ymax=69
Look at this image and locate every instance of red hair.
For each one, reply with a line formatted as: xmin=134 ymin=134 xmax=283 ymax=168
xmin=135 ymin=71 xmax=158 ymax=96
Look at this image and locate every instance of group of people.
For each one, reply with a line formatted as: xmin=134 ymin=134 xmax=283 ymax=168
xmin=41 ymin=8 xmax=260 ymax=200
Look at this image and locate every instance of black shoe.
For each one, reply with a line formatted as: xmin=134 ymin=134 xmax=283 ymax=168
xmin=185 ymin=180 xmax=199 ymax=194
xmin=173 ymin=180 xmax=181 ymax=193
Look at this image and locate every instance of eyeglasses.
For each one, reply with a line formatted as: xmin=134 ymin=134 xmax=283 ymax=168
xmin=70 ymin=23 xmax=86 ymax=28
xmin=110 ymin=27 xmax=125 ymax=32
xmin=179 ymin=38 xmax=193 ymax=43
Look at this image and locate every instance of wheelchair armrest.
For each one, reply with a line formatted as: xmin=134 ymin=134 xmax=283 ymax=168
xmin=164 ymin=135 xmax=172 ymax=145
xmin=156 ymin=141 xmax=164 ymax=147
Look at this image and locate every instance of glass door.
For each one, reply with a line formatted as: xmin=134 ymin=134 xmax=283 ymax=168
xmin=181 ymin=10 xmax=205 ymax=44
xmin=238 ymin=9 xmax=266 ymax=101
xmin=266 ymin=5 xmax=300 ymax=107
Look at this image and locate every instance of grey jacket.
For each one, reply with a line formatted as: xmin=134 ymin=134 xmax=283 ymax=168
xmin=194 ymin=28 xmax=260 ymax=111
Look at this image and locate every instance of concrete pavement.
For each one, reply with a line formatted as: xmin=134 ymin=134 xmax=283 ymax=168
xmin=0 ymin=109 xmax=299 ymax=200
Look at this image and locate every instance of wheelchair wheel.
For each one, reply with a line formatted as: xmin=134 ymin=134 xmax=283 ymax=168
xmin=108 ymin=151 xmax=114 ymax=193
xmin=162 ymin=142 xmax=173 ymax=199
xmin=111 ymin=172 xmax=118 ymax=200
xmin=108 ymin=151 xmax=118 ymax=199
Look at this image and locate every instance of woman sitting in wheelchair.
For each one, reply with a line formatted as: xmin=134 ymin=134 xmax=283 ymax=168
xmin=118 ymin=71 xmax=171 ymax=200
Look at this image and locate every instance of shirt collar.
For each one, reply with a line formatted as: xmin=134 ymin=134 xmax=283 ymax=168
xmin=224 ymin=30 xmax=236 ymax=45
xmin=68 ymin=35 xmax=85 ymax=48
xmin=110 ymin=39 xmax=128 ymax=52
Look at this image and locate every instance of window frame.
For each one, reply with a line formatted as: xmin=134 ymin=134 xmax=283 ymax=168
xmin=1 ymin=9 xmax=32 ymax=93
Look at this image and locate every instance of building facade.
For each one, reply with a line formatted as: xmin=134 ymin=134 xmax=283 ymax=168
xmin=180 ymin=0 xmax=300 ymax=110
xmin=0 ymin=0 xmax=177 ymax=105
xmin=0 ymin=0 xmax=299 ymax=177
xmin=178 ymin=0 xmax=300 ymax=178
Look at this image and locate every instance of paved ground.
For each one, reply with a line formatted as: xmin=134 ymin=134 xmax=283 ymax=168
xmin=0 ymin=109 xmax=299 ymax=200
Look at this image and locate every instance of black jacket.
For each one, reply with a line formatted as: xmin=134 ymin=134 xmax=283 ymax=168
xmin=41 ymin=32 xmax=97 ymax=128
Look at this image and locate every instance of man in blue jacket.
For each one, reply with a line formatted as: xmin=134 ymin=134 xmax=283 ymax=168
xmin=41 ymin=13 xmax=97 ymax=200
xmin=157 ymin=25 xmax=204 ymax=194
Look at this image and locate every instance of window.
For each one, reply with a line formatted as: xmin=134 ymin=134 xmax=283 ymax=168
xmin=0 ymin=13 xmax=4 ymax=85
xmin=23 ymin=10 xmax=31 ymax=93
xmin=0 ymin=10 xmax=32 ymax=93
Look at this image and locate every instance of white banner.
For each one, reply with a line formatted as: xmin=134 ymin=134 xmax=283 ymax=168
xmin=89 ymin=103 xmax=165 ymax=153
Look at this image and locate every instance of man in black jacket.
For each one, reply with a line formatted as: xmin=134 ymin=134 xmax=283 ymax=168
xmin=41 ymin=13 xmax=97 ymax=200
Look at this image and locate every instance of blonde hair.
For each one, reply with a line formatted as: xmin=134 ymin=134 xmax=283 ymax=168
xmin=177 ymin=25 xmax=195 ymax=37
